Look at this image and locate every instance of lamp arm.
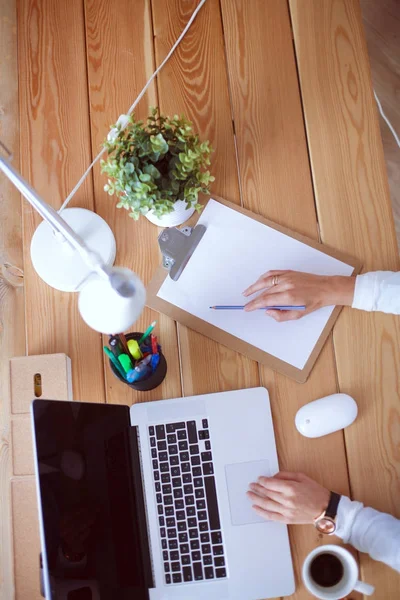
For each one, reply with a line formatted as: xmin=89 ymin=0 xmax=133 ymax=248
xmin=0 ymin=153 xmax=109 ymax=280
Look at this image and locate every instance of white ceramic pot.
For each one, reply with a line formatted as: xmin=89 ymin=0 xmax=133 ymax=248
xmin=145 ymin=199 xmax=195 ymax=227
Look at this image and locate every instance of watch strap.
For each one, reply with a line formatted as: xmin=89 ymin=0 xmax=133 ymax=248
xmin=325 ymin=491 xmax=341 ymax=519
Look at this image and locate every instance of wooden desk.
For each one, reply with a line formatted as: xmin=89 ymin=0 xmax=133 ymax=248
xmin=1 ymin=0 xmax=398 ymax=598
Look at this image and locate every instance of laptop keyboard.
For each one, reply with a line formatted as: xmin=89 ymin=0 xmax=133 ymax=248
xmin=148 ymin=419 xmax=227 ymax=585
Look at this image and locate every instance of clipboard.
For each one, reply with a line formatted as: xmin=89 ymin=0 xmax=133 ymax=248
xmin=147 ymin=196 xmax=362 ymax=383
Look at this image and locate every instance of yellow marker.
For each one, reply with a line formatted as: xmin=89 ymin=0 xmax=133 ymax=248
xmin=127 ymin=339 xmax=143 ymax=360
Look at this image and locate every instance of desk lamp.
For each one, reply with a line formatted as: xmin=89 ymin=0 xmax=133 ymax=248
xmin=0 ymin=142 xmax=146 ymax=334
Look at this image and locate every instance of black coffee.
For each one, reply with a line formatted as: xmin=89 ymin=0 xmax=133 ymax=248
xmin=310 ymin=552 xmax=344 ymax=588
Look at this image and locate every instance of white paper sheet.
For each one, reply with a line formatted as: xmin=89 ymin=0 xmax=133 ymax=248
xmin=157 ymin=200 xmax=354 ymax=369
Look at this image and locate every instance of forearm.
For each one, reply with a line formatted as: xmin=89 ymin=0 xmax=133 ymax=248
xmin=335 ymin=496 xmax=400 ymax=572
xmin=320 ymin=271 xmax=400 ymax=314
xmin=320 ymin=275 xmax=356 ymax=308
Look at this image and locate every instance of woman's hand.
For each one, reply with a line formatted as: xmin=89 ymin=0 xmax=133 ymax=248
xmin=243 ymin=270 xmax=356 ymax=321
xmin=247 ymin=471 xmax=330 ymax=524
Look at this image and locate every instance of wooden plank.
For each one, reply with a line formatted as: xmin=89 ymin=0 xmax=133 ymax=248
xmin=219 ymin=1 xmax=357 ymax=598
xmin=16 ymin=1 xmax=106 ymax=598
xmin=0 ymin=0 xmax=25 ymax=598
xmin=360 ymin=0 xmax=400 ymax=249
xmin=17 ymin=0 xmax=106 ymax=404
xmin=289 ymin=0 xmax=400 ymax=597
xmin=84 ymin=0 xmax=182 ymax=406
xmin=150 ymin=3 xmax=280 ymax=596
xmin=151 ymin=0 xmax=259 ymax=404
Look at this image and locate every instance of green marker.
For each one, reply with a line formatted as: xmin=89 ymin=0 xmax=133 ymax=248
xmin=138 ymin=321 xmax=157 ymax=345
xmin=103 ymin=346 xmax=127 ymax=379
xmin=118 ymin=353 xmax=133 ymax=374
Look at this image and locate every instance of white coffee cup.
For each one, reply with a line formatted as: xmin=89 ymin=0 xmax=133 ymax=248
xmin=302 ymin=545 xmax=375 ymax=599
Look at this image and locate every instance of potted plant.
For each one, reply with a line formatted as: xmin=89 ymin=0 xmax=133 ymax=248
xmin=101 ymin=108 xmax=214 ymax=227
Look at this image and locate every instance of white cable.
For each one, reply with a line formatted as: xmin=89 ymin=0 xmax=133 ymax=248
xmin=374 ymin=90 xmax=400 ymax=149
xmin=59 ymin=0 xmax=208 ymax=213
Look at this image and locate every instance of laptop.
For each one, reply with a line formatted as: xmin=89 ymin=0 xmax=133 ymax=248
xmin=31 ymin=387 xmax=295 ymax=599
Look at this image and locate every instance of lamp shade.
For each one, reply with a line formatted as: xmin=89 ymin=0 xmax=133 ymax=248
xmin=78 ymin=267 xmax=146 ymax=334
xmin=30 ymin=208 xmax=116 ymax=292
xmin=0 ymin=146 xmax=146 ymax=334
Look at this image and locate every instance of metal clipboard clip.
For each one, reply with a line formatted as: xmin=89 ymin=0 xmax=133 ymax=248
xmin=158 ymin=224 xmax=206 ymax=281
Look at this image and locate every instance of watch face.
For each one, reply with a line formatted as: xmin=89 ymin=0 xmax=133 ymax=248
xmin=316 ymin=517 xmax=336 ymax=534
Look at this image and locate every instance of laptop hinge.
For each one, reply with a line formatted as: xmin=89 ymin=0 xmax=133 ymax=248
xmin=128 ymin=425 xmax=155 ymax=590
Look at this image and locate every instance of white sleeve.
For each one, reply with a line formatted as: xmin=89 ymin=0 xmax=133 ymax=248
xmin=335 ymin=496 xmax=400 ymax=572
xmin=352 ymin=271 xmax=400 ymax=314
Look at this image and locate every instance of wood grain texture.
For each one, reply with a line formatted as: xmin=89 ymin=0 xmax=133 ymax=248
xmin=0 ymin=0 xmax=25 ymax=597
xmin=84 ymin=0 xmax=182 ymax=406
xmin=18 ymin=0 xmax=106 ymax=404
xmin=8 ymin=1 xmax=396 ymax=598
xmin=16 ymin=2 xmax=106 ymax=597
xmin=220 ymin=1 xmax=357 ymax=598
xmin=221 ymin=0 xmax=319 ymax=237
xmin=290 ymin=0 xmax=400 ymax=597
xmin=150 ymin=0 xmax=258 ymax=403
xmin=360 ymin=0 xmax=400 ymax=250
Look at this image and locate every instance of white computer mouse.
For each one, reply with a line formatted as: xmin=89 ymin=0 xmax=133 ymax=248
xmin=295 ymin=393 xmax=358 ymax=438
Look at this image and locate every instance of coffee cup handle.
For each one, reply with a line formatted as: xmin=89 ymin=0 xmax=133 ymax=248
xmin=354 ymin=580 xmax=375 ymax=595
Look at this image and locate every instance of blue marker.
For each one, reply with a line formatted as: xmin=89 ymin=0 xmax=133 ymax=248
xmin=151 ymin=353 xmax=160 ymax=372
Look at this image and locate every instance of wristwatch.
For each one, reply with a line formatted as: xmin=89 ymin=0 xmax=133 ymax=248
xmin=314 ymin=492 xmax=341 ymax=534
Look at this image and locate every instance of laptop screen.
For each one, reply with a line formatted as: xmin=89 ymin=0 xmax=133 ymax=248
xmin=32 ymin=400 xmax=152 ymax=600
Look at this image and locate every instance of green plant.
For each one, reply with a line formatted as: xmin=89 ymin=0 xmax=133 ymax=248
xmin=101 ymin=108 xmax=214 ymax=220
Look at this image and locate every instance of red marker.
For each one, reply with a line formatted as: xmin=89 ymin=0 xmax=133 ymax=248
xmin=151 ymin=334 xmax=158 ymax=355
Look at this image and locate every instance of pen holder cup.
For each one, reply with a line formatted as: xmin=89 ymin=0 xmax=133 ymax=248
xmin=108 ymin=332 xmax=167 ymax=391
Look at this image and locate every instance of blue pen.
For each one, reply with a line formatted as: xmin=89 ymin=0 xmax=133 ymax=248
xmin=209 ymin=305 xmax=306 ymax=311
xmin=127 ymin=355 xmax=152 ymax=383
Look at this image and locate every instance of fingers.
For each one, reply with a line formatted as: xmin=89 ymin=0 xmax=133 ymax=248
xmin=248 ymin=483 xmax=287 ymax=506
xmin=251 ymin=505 xmax=288 ymax=523
xmin=248 ymin=482 xmax=268 ymax=496
xmin=243 ymin=279 xmax=274 ymax=298
xmin=247 ymin=491 xmax=284 ymax=515
xmin=265 ymin=309 xmax=305 ymax=322
xmin=256 ymin=476 xmax=296 ymax=496
xmin=244 ymin=292 xmax=289 ymax=312
xmin=260 ymin=489 xmax=285 ymax=505
xmin=243 ymin=270 xmax=287 ymax=297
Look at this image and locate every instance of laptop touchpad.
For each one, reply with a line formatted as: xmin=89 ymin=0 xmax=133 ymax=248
xmin=225 ymin=460 xmax=273 ymax=525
